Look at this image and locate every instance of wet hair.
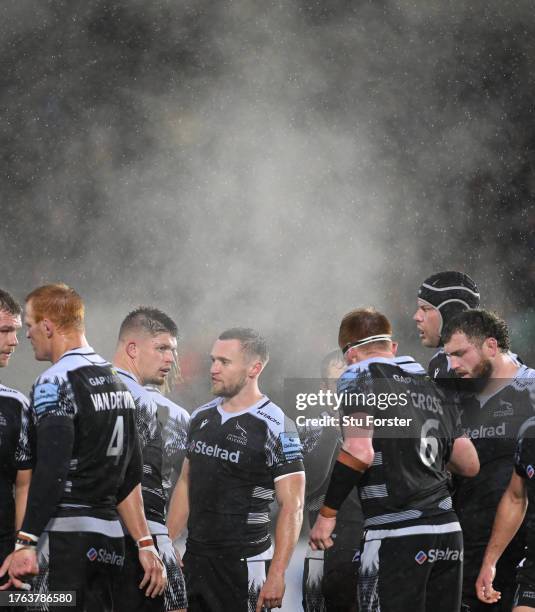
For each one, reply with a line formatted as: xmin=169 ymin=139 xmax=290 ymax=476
xmin=26 ymin=284 xmax=84 ymax=331
xmin=218 ymin=327 xmax=269 ymax=365
xmin=442 ymin=309 xmax=510 ymax=351
xmin=0 ymin=289 xmax=21 ymax=316
xmin=119 ymin=307 xmax=178 ymax=340
xmin=338 ymin=307 xmax=392 ymax=353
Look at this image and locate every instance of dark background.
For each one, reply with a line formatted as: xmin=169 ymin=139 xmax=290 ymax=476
xmin=2 ymin=0 xmax=534 ymax=406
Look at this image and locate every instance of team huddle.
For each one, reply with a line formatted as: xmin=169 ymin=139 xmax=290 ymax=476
xmin=0 ymin=273 xmax=533 ymax=612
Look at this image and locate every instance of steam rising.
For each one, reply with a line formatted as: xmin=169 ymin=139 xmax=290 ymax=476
xmin=2 ymin=0 xmax=534 ymax=393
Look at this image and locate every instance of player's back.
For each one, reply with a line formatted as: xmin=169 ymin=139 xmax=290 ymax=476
xmin=31 ymin=347 xmax=139 ymax=519
xmin=339 ymin=356 xmax=458 ymax=529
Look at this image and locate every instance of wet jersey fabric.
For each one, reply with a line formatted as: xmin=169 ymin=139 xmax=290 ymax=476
xmin=116 ymin=369 xmax=167 ymax=524
xmin=144 ymin=385 xmax=190 ymax=500
xmin=454 ymin=365 xmax=535 ymax=609
xmin=29 ymin=348 xmax=140 ymax=521
xmin=0 ymin=384 xmax=33 ymax=540
xmin=186 ymin=396 xmax=304 ymax=558
xmin=338 ymin=356 xmax=458 ymax=530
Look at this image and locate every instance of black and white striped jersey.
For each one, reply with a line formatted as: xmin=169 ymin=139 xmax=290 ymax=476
xmin=338 ymin=356 xmax=458 ymax=530
xmin=144 ymin=385 xmax=190 ymax=500
xmin=116 ymin=369 xmax=167 ymax=524
xmin=0 ymin=384 xmax=33 ymax=540
xmin=186 ymin=396 xmax=304 ymax=557
xmin=28 ymin=347 xmax=139 ymax=518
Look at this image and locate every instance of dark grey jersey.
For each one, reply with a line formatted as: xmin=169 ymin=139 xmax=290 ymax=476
xmin=0 ymin=384 xmax=33 ymax=540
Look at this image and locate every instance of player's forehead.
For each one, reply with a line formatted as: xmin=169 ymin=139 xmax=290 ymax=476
xmin=417 ymin=298 xmax=437 ymax=311
xmin=444 ymin=331 xmax=473 ymax=352
xmin=150 ymin=331 xmax=177 ymax=348
xmin=211 ymin=338 xmax=243 ymax=360
xmin=0 ymin=308 xmax=21 ymax=328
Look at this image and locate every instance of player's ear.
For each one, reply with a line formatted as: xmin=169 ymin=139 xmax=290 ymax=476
xmin=42 ymin=318 xmax=54 ymax=338
xmin=483 ymin=337 xmax=498 ymax=357
xmin=391 ymin=341 xmax=398 ymax=356
xmin=126 ymin=341 xmax=138 ymax=360
xmin=248 ymin=359 xmax=263 ymax=378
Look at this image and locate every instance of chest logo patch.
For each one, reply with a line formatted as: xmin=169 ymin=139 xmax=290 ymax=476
xmin=226 ymin=421 xmax=248 ymax=446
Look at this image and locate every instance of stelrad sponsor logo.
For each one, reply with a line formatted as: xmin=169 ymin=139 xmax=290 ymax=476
xmin=415 ymin=548 xmax=463 ymax=564
xmin=86 ymin=547 xmax=124 ymax=567
xmin=190 ymin=440 xmax=241 ymax=463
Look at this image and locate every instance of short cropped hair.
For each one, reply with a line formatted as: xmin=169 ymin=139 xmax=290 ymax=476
xmin=0 ymin=289 xmax=22 ymax=316
xmin=119 ymin=307 xmax=178 ymax=340
xmin=338 ymin=307 xmax=393 ymax=352
xmin=218 ymin=328 xmax=269 ymax=365
xmin=442 ymin=309 xmax=510 ymax=351
xmin=26 ymin=284 xmax=84 ymax=331
xmin=320 ymin=349 xmax=344 ymax=380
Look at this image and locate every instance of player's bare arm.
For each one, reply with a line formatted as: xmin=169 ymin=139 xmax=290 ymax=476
xmin=118 ymin=483 xmax=167 ymax=598
xmin=476 ymin=471 xmax=527 ymax=604
xmin=447 ymin=437 xmax=479 ymax=477
xmin=167 ymin=458 xmax=190 ymax=542
xmin=256 ymin=472 xmax=305 ymax=612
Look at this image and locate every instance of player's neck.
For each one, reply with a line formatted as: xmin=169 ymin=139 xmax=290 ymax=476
xmin=51 ymin=333 xmax=89 ymax=363
xmin=491 ymin=354 xmax=520 ymax=382
xmin=221 ymin=385 xmax=264 ymax=413
xmin=113 ymin=354 xmax=142 ymax=383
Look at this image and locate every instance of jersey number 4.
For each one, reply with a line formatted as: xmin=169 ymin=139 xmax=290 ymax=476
xmin=107 ymin=415 xmax=124 ymax=459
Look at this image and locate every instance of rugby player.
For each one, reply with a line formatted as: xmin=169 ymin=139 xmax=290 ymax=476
xmin=4 ymin=284 xmax=165 ymax=610
xmin=143 ymin=384 xmax=189 ymax=509
xmin=475 ymin=416 xmax=535 ymax=610
xmin=414 ymin=271 xmax=480 ymax=380
xmin=167 ymin=327 xmax=305 ymax=612
xmin=113 ymin=307 xmax=187 ymax=612
xmin=0 ymin=289 xmax=33 ymax=606
xmin=310 ymin=308 xmax=479 ymax=612
xmin=443 ymin=309 xmax=535 ymax=611
xmin=300 ymin=350 xmax=361 ymax=612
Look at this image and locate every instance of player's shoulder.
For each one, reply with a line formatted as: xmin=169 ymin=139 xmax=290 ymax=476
xmin=338 ymin=355 xmax=425 ymax=389
xmin=116 ymin=369 xmax=152 ymax=404
xmin=512 ymin=365 xmax=535 ymax=392
xmin=0 ymin=383 xmax=29 ymax=408
xmin=191 ymin=398 xmax=219 ymax=421
xmin=248 ymin=398 xmax=300 ymax=440
xmin=38 ymin=347 xmax=110 ymax=384
xmin=145 ymin=386 xmax=190 ymax=421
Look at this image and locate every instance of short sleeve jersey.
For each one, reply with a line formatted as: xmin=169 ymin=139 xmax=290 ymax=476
xmin=0 ymin=384 xmax=33 ymax=540
xmin=338 ymin=355 xmax=458 ymax=530
xmin=454 ymin=365 xmax=535 ymax=548
xmin=144 ymin=385 xmax=190 ymax=498
xmin=515 ymin=415 xmax=535 ymax=553
xmin=116 ymin=370 xmax=167 ymax=524
xmin=28 ymin=347 xmax=139 ymax=518
xmin=186 ymin=396 xmax=304 ymax=557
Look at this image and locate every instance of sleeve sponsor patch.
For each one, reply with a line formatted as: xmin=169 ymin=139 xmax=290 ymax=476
xmin=33 ymin=382 xmax=60 ymax=416
xmin=279 ymin=431 xmax=303 ymax=462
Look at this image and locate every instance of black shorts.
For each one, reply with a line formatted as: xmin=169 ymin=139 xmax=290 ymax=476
xmin=113 ymin=527 xmax=186 ymax=612
xmin=461 ymin=544 xmax=519 ymax=611
xmin=358 ymin=522 xmax=463 ymax=612
xmin=183 ymin=548 xmax=270 ymax=612
xmin=302 ymin=546 xmax=360 ymax=611
xmin=34 ymin=524 xmax=124 ymax=612
xmin=513 ymin=554 xmax=535 ymax=610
